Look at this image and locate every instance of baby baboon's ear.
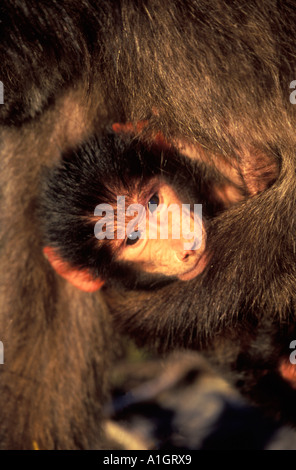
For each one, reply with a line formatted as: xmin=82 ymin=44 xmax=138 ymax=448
xmin=43 ymin=246 xmax=104 ymax=292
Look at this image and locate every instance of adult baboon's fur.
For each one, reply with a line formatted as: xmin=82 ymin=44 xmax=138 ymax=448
xmin=1 ymin=0 xmax=296 ymax=449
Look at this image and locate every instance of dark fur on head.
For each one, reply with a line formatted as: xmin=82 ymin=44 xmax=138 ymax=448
xmin=39 ymin=131 xmax=224 ymax=289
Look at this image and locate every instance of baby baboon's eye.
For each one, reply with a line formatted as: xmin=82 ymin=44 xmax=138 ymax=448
xmin=148 ymin=194 xmax=159 ymax=214
xmin=126 ymin=231 xmax=141 ymax=246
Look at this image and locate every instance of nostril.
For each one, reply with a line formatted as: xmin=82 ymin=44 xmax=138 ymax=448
xmin=176 ymin=250 xmax=192 ymax=262
xmin=182 ymin=250 xmax=193 ymax=261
